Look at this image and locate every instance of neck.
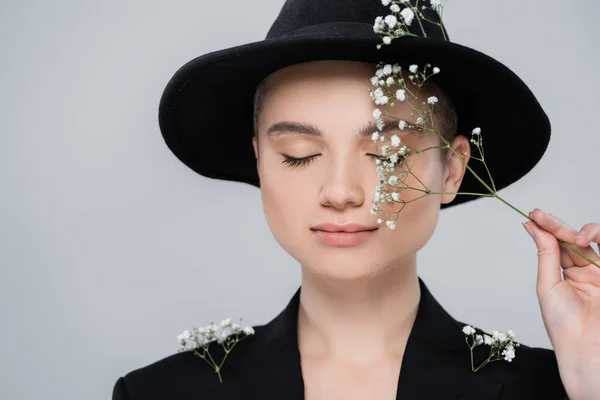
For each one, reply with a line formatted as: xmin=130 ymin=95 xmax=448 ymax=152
xmin=297 ymin=258 xmax=420 ymax=367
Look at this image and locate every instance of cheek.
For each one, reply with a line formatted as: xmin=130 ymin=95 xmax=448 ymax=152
xmin=259 ymin=168 xmax=310 ymax=241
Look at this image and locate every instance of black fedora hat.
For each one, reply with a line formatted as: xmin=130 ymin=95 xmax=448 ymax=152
xmin=158 ymin=0 xmax=549 ymax=209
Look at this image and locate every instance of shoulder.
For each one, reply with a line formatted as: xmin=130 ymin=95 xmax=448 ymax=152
xmin=112 ymin=350 xmax=219 ymax=400
xmin=462 ymin=323 xmax=568 ymax=399
xmin=112 ymin=325 xmax=265 ymax=400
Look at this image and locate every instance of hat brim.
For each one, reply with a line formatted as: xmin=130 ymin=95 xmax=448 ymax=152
xmin=158 ymin=33 xmax=549 ymax=210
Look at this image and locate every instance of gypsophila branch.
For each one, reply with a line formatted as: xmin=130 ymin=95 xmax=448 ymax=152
xmin=177 ymin=318 xmax=255 ymax=383
xmin=463 ymin=325 xmax=520 ymax=372
xmin=370 ymin=2 xmax=600 ymax=269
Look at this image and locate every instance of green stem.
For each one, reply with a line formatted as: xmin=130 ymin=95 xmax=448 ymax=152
xmin=444 ymin=137 xmax=600 ymax=269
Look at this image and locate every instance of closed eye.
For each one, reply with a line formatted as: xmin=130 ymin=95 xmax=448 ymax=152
xmin=281 ymin=154 xmax=319 ymax=168
xmin=281 ymin=154 xmax=382 ymax=168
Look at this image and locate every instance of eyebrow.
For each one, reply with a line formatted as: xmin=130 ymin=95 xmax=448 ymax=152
xmin=265 ymin=119 xmax=424 ymax=139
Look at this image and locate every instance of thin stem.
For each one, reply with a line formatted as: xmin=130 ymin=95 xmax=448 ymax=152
xmin=414 ymin=1 xmax=428 ymax=38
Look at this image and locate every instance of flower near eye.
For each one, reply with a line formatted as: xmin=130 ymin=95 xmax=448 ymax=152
xmin=395 ymin=89 xmax=406 ymax=101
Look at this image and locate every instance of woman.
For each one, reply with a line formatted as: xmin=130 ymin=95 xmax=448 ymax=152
xmin=113 ymin=1 xmax=600 ymax=399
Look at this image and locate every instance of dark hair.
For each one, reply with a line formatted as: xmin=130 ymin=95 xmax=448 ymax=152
xmin=252 ymin=69 xmax=458 ymax=163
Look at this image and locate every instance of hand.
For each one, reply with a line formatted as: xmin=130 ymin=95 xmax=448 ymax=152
xmin=524 ymin=209 xmax=600 ymax=400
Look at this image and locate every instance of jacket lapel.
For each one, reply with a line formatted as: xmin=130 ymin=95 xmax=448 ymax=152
xmin=222 ymin=277 xmax=504 ymax=400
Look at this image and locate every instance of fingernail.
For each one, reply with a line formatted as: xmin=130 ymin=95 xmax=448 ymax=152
xmin=523 ymin=222 xmax=536 ymax=238
xmin=574 ymin=236 xmax=585 ymax=245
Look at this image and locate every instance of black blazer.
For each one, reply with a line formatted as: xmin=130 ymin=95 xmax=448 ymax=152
xmin=112 ymin=278 xmax=568 ymax=399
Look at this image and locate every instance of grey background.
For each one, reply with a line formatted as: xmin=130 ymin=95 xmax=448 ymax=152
xmin=1 ymin=0 xmax=598 ymax=399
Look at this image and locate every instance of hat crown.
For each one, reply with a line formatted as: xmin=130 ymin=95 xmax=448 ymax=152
xmin=266 ymin=0 xmax=449 ymax=41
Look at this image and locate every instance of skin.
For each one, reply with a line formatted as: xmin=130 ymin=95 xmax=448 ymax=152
xmin=251 ymin=60 xmax=471 ymax=372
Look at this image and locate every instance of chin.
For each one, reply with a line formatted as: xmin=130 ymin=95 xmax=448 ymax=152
xmin=303 ymin=252 xmax=388 ymax=280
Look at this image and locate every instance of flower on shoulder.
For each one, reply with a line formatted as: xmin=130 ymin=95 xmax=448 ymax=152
xmin=462 ymin=324 xmax=520 ymax=372
xmin=177 ymin=317 xmax=255 ymax=383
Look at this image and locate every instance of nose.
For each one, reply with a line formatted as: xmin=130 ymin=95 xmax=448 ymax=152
xmin=319 ymin=157 xmax=367 ymax=210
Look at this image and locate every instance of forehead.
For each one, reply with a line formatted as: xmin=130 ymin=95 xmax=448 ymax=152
xmin=258 ymin=60 xmax=434 ymax=138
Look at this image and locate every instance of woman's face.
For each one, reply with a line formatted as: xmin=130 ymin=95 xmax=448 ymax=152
xmin=253 ymin=60 xmax=470 ymax=280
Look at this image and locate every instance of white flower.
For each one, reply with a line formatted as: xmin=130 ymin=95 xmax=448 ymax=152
xmin=399 ymin=0 xmax=409 ymax=3
xmin=390 ymin=134 xmax=401 ymax=147
xmin=375 ymin=68 xmax=384 ymax=78
xmin=377 ymin=218 xmax=383 ymax=224
xmin=377 ymin=119 xmax=385 ymax=131
xmin=430 ymin=0 xmax=442 ymax=7
xmin=371 ymin=132 xmax=380 ymax=142
xmin=386 ymin=77 xmax=395 ymax=86
xmin=433 ymin=67 xmax=440 ymax=74
xmin=373 ymin=16 xmax=384 ymax=33
xmin=398 ymin=120 xmax=407 ymax=130
xmin=507 ymin=329 xmax=515 ymax=339
xmin=483 ymin=334 xmax=493 ymax=345
xmin=381 ymin=144 xmax=391 ymax=155
xmin=382 ymin=64 xmax=393 ymax=75
xmin=372 ymin=87 xmax=384 ymax=99
xmin=373 ymin=108 xmax=382 ymax=119
xmin=370 ymin=76 xmax=379 ymax=86
xmin=381 ymin=0 xmax=391 ymax=6
xmin=384 ymin=15 xmax=397 ymax=28
xmin=220 ymin=318 xmax=232 ymax=327
xmin=390 ymin=4 xmax=400 ymax=12
xmin=427 ymin=96 xmax=438 ymax=104
xmin=409 ymin=64 xmax=418 ymax=74
xmin=415 ymin=117 xmax=424 ymax=125
xmin=382 ymin=36 xmax=392 ymax=45
xmin=395 ymin=89 xmax=406 ymax=101
xmin=386 ymin=220 xmax=396 ymax=230
xmin=474 ymin=335 xmax=484 ymax=346
xmin=177 ymin=329 xmax=192 ymax=343
xmin=376 ymin=95 xmax=389 ymax=105
xmin=243 ymin=326 xmax=255 ymax=335
xmin=370 ymin=205 xmax=380 ymax=215
xmin=391 ymin=192 xmax=400 ymax=201
xmin=462 ymin=325 xmax=476 ymax=336
xmin=492 ymin=330 xmax=509 ymax=343
xmin=502 ymin=345 xmax=516 ymax=362
xmin=390 ymin=152 xmax=399 ymax=164
xmin=400 ymin=7 xmax=415 ymax=25
xmin=472 ymin=127 xmax=481 ymax=135
xmin=388 ymin=175 xmax=399 ymax=185
xmin=398 ymin=145 xmax=407 ymax=155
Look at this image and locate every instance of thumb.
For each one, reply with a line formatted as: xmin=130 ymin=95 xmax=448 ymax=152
xmin=523 ymin=221 xmax=562 ymax=295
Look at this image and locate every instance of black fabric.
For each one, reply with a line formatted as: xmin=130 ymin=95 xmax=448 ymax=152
xmin=112 ymin=278 xmax=568 ymax=399
xmin=157 ymin=0 xmax=550 ymax=210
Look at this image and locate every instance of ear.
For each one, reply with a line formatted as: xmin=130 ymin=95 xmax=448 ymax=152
xmin=440 ymin=135 xmax=471 ymax=205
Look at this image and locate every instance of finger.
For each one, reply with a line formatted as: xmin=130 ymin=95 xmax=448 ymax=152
xmin=529 ymin=210 xmax=598 ymax=265
xmin=575 ymin=223 xmax=600 ymax=247
xmin=523 ymin=221 xmax=562 ymax=295
xmin=559 ymin=245 xmax=575 ymax=269
xmin=528 ymin=209 xmax=578 ymax=243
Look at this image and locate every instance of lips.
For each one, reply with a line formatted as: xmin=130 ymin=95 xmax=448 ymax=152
xmin=310 ymin=223 xmax=378 ymax=246
xmin=311 ymin=223 xmax=378 ymax=233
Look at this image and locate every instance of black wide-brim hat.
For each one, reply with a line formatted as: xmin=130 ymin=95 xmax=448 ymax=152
xmin=158 ymin=0 xmax=550 ymax=209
